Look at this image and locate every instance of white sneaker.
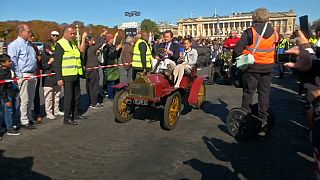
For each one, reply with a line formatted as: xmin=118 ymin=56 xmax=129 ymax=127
xmin=55 ymin=111 xmax=64 ymax=116
xmin=46 ymin=114 xmax=56 ymax=120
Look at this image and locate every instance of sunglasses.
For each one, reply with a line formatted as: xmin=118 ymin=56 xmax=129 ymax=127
xmin=52 ymin=35 xmax=59 ymax=37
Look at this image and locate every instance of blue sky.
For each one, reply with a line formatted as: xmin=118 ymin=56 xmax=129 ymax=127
xmin=1 ymin=0 xmax=319 ymax=26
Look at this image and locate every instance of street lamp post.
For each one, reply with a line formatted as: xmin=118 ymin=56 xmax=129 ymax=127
xmin=124 ymin=11 xmax=141 ymax=37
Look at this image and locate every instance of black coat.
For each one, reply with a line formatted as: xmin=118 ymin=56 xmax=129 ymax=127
xmin=42 ymin=42 xmax=57 ymax=87
xmin=0 ymin=67 xmax=18 ymax=102
xmin=102 ymin=43 xmax=121 ymax=66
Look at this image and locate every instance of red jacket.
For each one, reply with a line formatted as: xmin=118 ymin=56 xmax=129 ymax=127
xmin=224 ymin=36 xmax=240 ymax=49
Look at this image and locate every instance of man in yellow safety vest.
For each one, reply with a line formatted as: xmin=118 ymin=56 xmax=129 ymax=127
xmin=132 ymin=31 xmax=153 ymax=80
xmin=54 ymin=26 xmax=84 ymax=125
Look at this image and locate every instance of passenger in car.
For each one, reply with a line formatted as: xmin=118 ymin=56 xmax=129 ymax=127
xmin=173 ymin=38 xmax=198 ymax=88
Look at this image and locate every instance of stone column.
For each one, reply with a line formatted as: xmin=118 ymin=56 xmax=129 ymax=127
xmin=195 ymin=24 xmax=199 ymax=37
xmin=182 ymin=25 xmax=185 ymax=37
xmin=202 ymin=24 xmax=205 ymax=36
xmin=191 ymin=24 xmax=195 ymax=37
xmin=279 ymin=20 xmax=283 ymax=34
xmin=208 ymin=23 xmax=211 ymax=36
xmin=222 ymin=22 xmax=225 ymax=36
xmin=212 ymin=23 xmax=215 ymax=36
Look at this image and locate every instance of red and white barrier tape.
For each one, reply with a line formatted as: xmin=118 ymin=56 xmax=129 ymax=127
xmin=86 ymin=62 xmax=131 ymax=70
xmin=0 ymin=73 xmax=55 ymax=84
xmin=0 ymin=62 xmax=131 ymax=84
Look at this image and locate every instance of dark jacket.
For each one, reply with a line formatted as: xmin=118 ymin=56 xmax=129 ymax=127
xmin=315 ymin=46 xmax=320 ymax=59
xmin=84 ymin=37 xmax=105 ymax=68
xmin=102 ymin=43 xmax=121 ymax=66
xmin=42 ymin=41 xmax=57 ymax=87
xmin=0 ymin=67 xmax=19 ymax=103
xmin=299 ymin=43 xmax=320 ymax=86
xmin=158 ymin=41 xmax=180 ymax=63
xmin=233 ymin=23 xmax=279 ymax=73
xmin=152 ymin=42 xmax=161 ymax=57
xmin=121 ymin=43 xmax=133 ymax=69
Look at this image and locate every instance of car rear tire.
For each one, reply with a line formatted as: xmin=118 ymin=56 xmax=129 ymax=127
xmin=193 ymin=83 xmax=206 ymax=109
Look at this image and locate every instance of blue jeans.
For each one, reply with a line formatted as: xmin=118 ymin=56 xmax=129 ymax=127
xmin=0 ymin=96 xmax=16 ymax=129
xmin=107 ymin=79 xmax=119 ymax=100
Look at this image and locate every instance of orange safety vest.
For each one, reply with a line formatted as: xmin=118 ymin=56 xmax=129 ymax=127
xmin=242 ymin=27 xmax=278 ymax=64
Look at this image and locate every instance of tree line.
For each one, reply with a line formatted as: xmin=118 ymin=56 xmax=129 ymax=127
xmin=0 ymin=20 xmax=125 ymax=42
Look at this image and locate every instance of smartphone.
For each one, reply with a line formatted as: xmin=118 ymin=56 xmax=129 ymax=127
xmin=277 ymin=53 xmax=291 ymax=63
xmin=299 ymin=15 xmax=310 ymax=39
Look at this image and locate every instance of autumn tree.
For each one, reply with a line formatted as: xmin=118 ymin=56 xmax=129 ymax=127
xmin=0 ymin=20 xmax=122 ymax=43
xmin=140 ymin=19 xmax=159 ymax=33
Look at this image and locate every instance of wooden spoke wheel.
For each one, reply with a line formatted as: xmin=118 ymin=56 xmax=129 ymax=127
xmin=113 ymin=89 xmax=134 ymax=123
xmin=162 ymin=92 xmax=182 ymax=130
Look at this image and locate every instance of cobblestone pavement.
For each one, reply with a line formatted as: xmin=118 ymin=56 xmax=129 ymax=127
xmin=0 ymin=67 xmax=315 ymax=180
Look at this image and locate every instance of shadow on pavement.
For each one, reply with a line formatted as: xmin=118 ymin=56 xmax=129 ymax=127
xmin=133 ymin=107 xmax=164 ymax=122
xmin=183 ymin=158 xmax=238 ymax=179
xmin=202 ymin=99 xmax=229 ymax=123
xmin=0 ymin=149 xmax=51 ymax=179
xmin=202 ymin=99 xmax=230 ymax=135
xmin=185 ymin=136 xmax=314 ymax=179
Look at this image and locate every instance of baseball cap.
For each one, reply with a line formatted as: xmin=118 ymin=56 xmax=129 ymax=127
xmin=51 ymin=31 xmax=60 ymax=36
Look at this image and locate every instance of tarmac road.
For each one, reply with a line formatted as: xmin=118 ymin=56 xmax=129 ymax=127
xmin=0 ymin=67 xmax=314 ymax=179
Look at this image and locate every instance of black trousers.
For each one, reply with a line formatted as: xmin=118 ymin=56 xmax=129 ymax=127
xmin=34 ymin=78 xmax=41 ymax=117
xmin=241 ymin=71 xmax=273 ymax=121
xmin=63 ymin=77 xmax=81 ymax=120
xmin=86 ymin=70 xmax=100 ymax=105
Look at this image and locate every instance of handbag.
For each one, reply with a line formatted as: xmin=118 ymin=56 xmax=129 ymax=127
xmin=106 ymin=67 xmax=120 ymax=81
xmin=236 ymin=22 xmax=268 ymax=70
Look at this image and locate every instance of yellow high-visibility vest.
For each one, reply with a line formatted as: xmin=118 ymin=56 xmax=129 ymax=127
xmin=132 ymin=39 xmax=153 ymax=69
xmin=309 ymin=38 xmax=318 ymax=46
xmin=278 ymin=38 xmax=289 ymax=49
xmin=57 ymin=38 xmax=83 ymax=76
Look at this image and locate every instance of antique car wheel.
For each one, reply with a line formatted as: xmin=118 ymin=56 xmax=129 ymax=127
xmin=226 ymin=108 xmax=251 ymax=139
xmin=113 ymin=89 xmax=134 ymax=123
xmin=194 ymin=83 xmax=206 ymax=109
xmin=162 ymin=91 xmax=182 ymax=130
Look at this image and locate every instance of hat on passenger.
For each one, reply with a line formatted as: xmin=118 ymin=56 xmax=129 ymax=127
xmin=51 ymin=31 xmax=60 ymax=36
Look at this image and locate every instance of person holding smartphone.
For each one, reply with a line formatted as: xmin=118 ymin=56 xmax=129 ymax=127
xmin=284 ymin=29 xmax=320 ymax=179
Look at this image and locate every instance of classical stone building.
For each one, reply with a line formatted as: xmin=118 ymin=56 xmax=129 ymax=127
xmin=157 ymin=22 xmax=179 ymax=37
xmin=178 ymin=10 xmax=296 ymax=38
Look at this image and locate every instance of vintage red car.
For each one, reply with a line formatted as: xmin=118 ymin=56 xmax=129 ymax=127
xmin=113 ymin=69 xmax=207 ymax=130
